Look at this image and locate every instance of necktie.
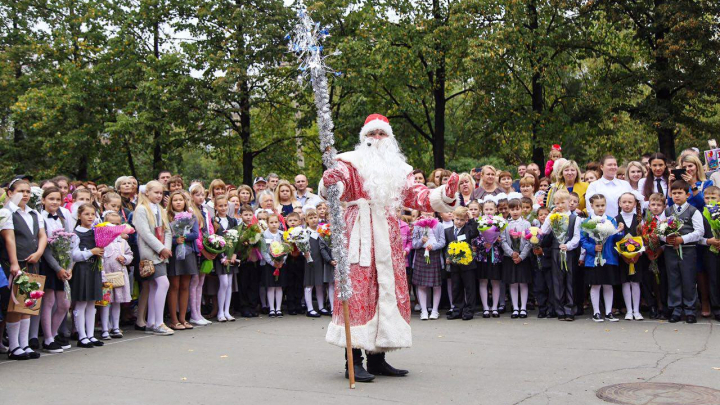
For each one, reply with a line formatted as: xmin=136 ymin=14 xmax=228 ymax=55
xmin=48 ymin=214 xmax=59 ymax=220
xmin=656 ymin=178 xmax=664 ymax=196
xmin=454 ymin=228 xmax=459 ymax=237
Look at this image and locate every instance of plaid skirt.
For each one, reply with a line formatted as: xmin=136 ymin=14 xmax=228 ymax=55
xmin=412 ymin=249 xmax=443 ymax=287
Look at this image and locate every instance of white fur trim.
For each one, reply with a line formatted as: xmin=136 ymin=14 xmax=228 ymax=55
xmin=325 ymin=199 xmax=412 ymax=352
xmin=317 ymin=178 xmax=344 ymax=200
xmin=359 ymin=119 xmax=394 ymax=139
xmin=429 ymin=186 xmax=458 ymax=213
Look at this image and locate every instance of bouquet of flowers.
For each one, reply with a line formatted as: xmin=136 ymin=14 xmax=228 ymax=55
xmin=237 ymin=223 xmax=265 ymax=261
xmin=509 ymin=228 xmax=524 ymax=252
xmin=615 ymin=236 xmax=645 ymax=275
xmin=93 ymin=221 xmax=135 ymax=248
xmin=219 ymin=229 xmax=240 ymax=273
xmin=414 ymin=217 xmax=439 ymax=264
xmin=476 ymin=215 xmax=508 ymax=263
xmin=703 ymin=202 xmax=720 ymax=254
xmin=447 ymin=241 xmax=473 ymax=265
xmin=549 ymin=212 xmax=570 ymax=271
xmin=200 ymin=233 xmax=226 ymax=274
xmin=283 ymin=227 xmax=313 ymax=262
xmin=47 ymin=229 xmax=76 ymax=300
xmin=655 ymin=214 xmax=684 ymax=259
xmin=639 ymin=212 xmax=663 ymax=283
xmin=524 ymin=226 xmax=543 ymax=268
xmin=317 ymin=223 xmax=331 ymax=246
xmin=28 ymin=186 xmax=43 ymax=210
xmin=13 ymin=269 xmax=44 ymax=310
xmin=269 ymin=240 xmax=292 ymax=280
xmin=170 ymin=211 xmax=195 ymax=260
xmin=580 ymin=216 xmax=618 ymax=266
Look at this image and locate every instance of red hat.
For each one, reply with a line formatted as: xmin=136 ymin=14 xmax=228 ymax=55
xmin=359 ymin=114 xmax=394 ymax=139
xmin=551 ymin=144 xmax=562 ymax=151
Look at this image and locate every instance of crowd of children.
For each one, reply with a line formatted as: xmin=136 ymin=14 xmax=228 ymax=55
xmin=1 ymin=145 xmax=719 ymax=362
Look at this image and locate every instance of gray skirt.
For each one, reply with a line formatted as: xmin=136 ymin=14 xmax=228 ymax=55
xmin=169 ymin=252 xmax=198 ymax=277
xmin=152 ymin=263 xmax=168 ymax=279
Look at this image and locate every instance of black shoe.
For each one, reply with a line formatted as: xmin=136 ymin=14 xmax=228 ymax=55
xmin=482 ymin=310 xmax=491 ymax=318
xmin=306 ymin=310 xmax=321 ymax=318
xmin=491 ymin=310 xmax=500 ymax=318
xmin=89 ymin=338 xmax=104 ymax=347
xmin=269 ymin=310 xmax=277 ymax=318
xmin=42 ymin=341 xmax=64 ymax=353
xmin=319 ymin=308 xmax=331 ymax=316
xmin=55 ymin=335 xmax=71 ymax=350
xmin=28 ymin=337 xmax=39 ymax=350
xmin=593 ymin=313 xmax=604 ymax=322
xmin=511 ymin=310 xmax=519 ymax=319
xmin=668 ymin=315 xmax=681 ymax=323
xmin=461 ymin=312 xmax=474 ymax=321
xmin=367 ymin=352 xmax=409 ymax=377
xmin=23 ymin=347 xmax=40 ymax=359
xmin=537 ymin=311 xmax=547 ymax=319
xmin=558 ymin=314 xmax=566 ymax=321
xmin=566 ymin=315 xmax=575 ymax=321
xmin=446 ymin=309 xmax=453 ymax=317
xmin=276 ymin=310 xmax=284 ymax=318
xmin=345 ymin=349 xmax=375 ymax=382
xmin=446 ymin=311 xmax=462 ymax=320
xmin=77 ymin=338 xmax=94 ymax=348
xmin=498 ymin=305 xmax=506 ymax=314
xmin=605 ymin=314 xmax=619 ymax=322
xmin=134 ymin=324 xmax=146 ymax=332
xmin=686 ymin=315 xmax=697 ymax=324
xmin=649 ymin=307 xmax=659 ymax=319
xmin=8 ymin=347 xmax=29 ymax=360
xmin=519 ymin=310 xmax=527 ymax=319
xmin=241 ymin=311 xmax=253 ymax=318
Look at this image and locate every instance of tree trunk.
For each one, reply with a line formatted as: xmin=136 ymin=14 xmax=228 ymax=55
xmin=432 ymin=0 xmax=445 ymax=169
xmin=124 ymin=136 xmax=137 ymax=179
xmin=239 ymin=78 xmax=253 ymax=185
xmin=528 ymin=0 xmax=545 ymax=167
xmin=653 ymin=0 xmax=675 ymax=159
xmin=151 ymin=21 xmax=163 ymax=174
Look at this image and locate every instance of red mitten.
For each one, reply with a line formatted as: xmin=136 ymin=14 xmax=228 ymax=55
xmin=445 ymin=173 xmax=459 ymax=199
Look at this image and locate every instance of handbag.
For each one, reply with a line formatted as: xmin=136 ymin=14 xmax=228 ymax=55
xmin=139 ymin=259 xmax=155 ymax=278
xmin=105 ymin=271 xmax=125 ymax=288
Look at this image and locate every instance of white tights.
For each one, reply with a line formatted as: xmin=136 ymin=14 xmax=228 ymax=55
xmin=590 ymin=285 xmax=614 ymax=315
xmin=147 ymin=276 xmax=169 ymax=329
xmin=266 ymin=287 xmax=283 ymax=311
xmin=446 ymin=279 xmax=454 ymax=309
xmin=622 ymin=282 xmax=641 ymax=315
xmin=101 ymin=303 xmax=122 ymax=332
xmin=189 ymin=274 xmax=206 ymax=321
xmin=73 ymin=301 xmax=97 ymax=340
xmin=217 ymin=273 xmax=233 ymax=319
xmin=509 ymin=283 xmax=529 ymax=311
xmin=416 ymin=286 xmax=441 ymax=313
xmin=41 ymin=291 xmax=71 ymax=344
xmin=304 ymin=285 xmax=325 ymax=312
xmin=328 ymin=284 xmax=335 ymax=311
xmin=479 ymin=279 xmax=501 ymax=311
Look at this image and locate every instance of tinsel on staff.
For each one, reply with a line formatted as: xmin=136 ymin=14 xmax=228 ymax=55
xmin=287 ymin=9 xmax=350 ymax=302
xmin=287 ymin=7 xmax=355 ymax=389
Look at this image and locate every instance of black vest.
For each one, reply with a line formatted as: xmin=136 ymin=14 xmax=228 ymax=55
xmin=0 ymin=210 xmax=40 ymax=264
xmin=75 ymin=228 xmax=97 ymax=262
xmin=549 ymin=213 xmax=577 ymax=249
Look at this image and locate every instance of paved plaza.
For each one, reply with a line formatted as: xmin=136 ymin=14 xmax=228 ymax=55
xmin=0 ymin=313 xmax=718 ymax=405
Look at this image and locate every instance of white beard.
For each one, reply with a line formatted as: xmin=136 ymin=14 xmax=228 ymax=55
xmin=353 ymin=137 xmax=409 ymax=210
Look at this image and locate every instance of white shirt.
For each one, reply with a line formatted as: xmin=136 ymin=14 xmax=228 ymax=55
xmin=218 ymin=217 xmax=229 ymax=230
xmin=540 ymin=211 xmax=582 ymax=251
xmin=71 ymin=226 xmax=94 ymax=261
xmin=2 ymin=201 xmax=44 ymax=234
xmin=638 ymin=177 xmax=668 ymax=197
xmin=42 ymin=210 xmax=69 ymax=237
xmin=620 ymin=211 xmax=635 ymax=227
xmin=586 ymin=177 xmax=633 ymax=218
xmin=296 ymin=191 xmax=323 ymax=209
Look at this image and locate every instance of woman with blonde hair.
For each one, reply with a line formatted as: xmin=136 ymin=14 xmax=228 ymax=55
xmin=545 ymin=160 xmax=588 ymax=214
xmin=470 ymin=165 xmax=503 ymax=200
xmin=458 ymin=172 xmax=475 ymax=206
xmin=625 ymin=161 xmax=646 ymax=191
xmin=274 ymin=180 xmax=297 ymax=217
xmin=133 ymin=181 xmax=173 ymax=335
xmin=115 ymin=176 xmax=136 ymax=211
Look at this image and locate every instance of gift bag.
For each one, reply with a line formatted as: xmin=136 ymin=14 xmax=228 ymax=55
xmin=8 ymin=273 xmax=46 ymax=316
xmin=95 ymin=282 xmax=113 ymax=307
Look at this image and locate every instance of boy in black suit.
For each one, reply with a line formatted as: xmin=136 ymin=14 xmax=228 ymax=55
xmin=445 ymin=207 xmax=479 ymax=320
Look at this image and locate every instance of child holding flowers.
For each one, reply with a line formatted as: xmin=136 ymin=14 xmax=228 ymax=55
xmin=167 ymin=191 xmax=199 ymax=330
xmin=445 ymin=207 xmax=478 ymax=320
xmin=501 ymin=199 xmax=532 ymax=319
xmin=616 ymin=192 xmax=646 ymax=320
xmin=212 ymin=194 xmax=239 ymax=322
xmin=238 ymin=204 xmax=262 ymax=318
xmin=472 ymin=199 xmax=505 ymax=318
xmin=412 ymin=211 xmax=446 ymax=320
xmin=40 ymin=186 xmax=73 ymax=353
xmin=71 ymin=203 xmax=105 ymax=348
xmin=100 ymin=212 xmax=133 ymax=339
xmin=541 ymin=189 xmax=582 ymax=321
xmin=1 ymin=179 xmax=48 ymax=360
xmin=581 ymin=195 xmax=625 ymax=322
xmin=303 ymin=209 xmax=334 ymax=317
xmin=262 ymin=214 xmax=288 ymax=317
xmin=189 ymin=183 xmax=215 ymax=326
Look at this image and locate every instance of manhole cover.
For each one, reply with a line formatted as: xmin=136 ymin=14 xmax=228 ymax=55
xmin=597 ymin=382 xmax=720 ymax=405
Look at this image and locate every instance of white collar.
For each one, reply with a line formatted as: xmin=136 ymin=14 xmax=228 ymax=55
xmin=76 ymin=226 xmax=91 ymax=232
xmin=676 ymin=202 xmax=689 ymax=211
xmin=600 ymin=176 xmax=617 ymax=185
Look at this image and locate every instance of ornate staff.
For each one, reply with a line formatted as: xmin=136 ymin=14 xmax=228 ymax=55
xmin=287 ymin=9 xmax=355 ymax=388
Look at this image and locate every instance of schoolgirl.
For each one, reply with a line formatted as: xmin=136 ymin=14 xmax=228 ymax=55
xmin=100 ymin=212 xmax=133 ymax=339
xmin=167 ymin=190 xmax=199 ymax=330
xmin=501 ymin=198 xmax=533 ymax=318
xmin=213 ymin=194 xmax=238 ymax=322
xmin=472 ymin=198 xmax=504 ymax=318
xmin=411 ymin=211 xmax=447 ymax=320
xmin=189 ymin=183 xmax=215 ymax=326
xmin=616 ymin=192 xmax=646 ymax=320
xmin=262 ymin=214 xmax=287 ymax=317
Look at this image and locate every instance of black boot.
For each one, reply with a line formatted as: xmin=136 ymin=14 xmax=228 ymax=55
xmin=345 ymin=349 xmax=375 ymax=382
xmin=366 ymin=352 xmax=409 ymax=377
